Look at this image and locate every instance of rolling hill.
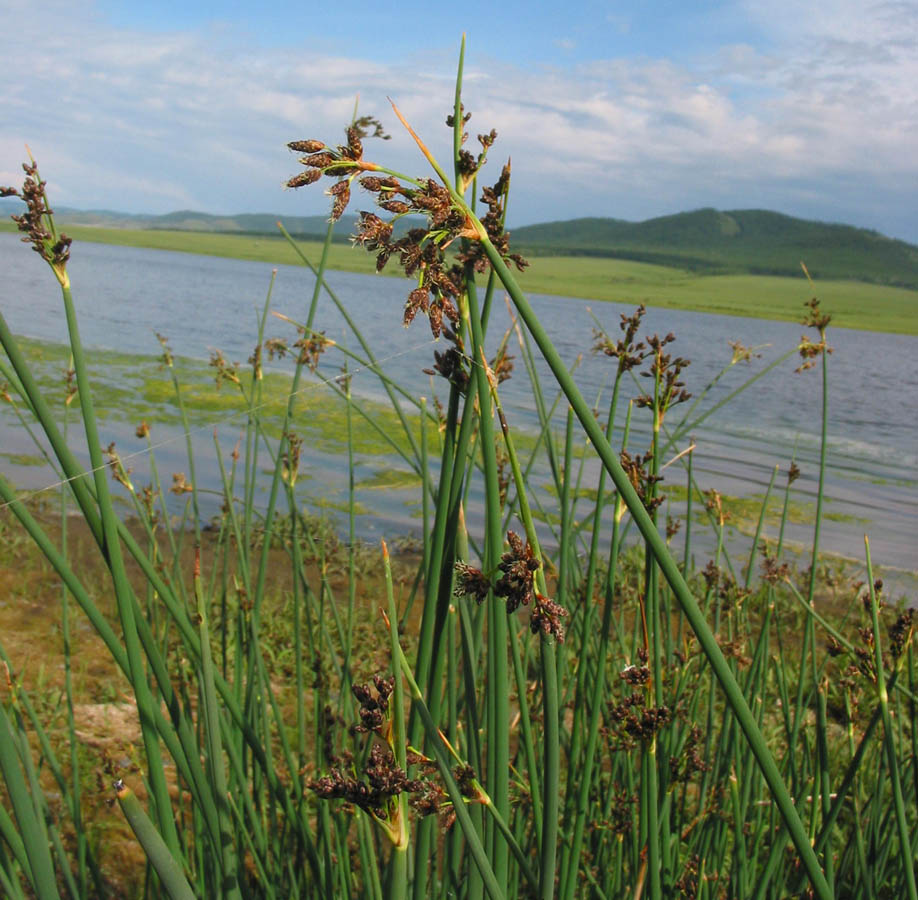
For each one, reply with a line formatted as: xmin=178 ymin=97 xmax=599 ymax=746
xmin=510 ymin=208 xmax=918 ymax=288
xmin=2 ymin=199 xmax=916 ymax=289
xmin=0 ymin=202 xmax=359 ymax=239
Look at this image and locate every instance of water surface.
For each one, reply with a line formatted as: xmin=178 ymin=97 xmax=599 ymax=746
xmin=1 ymin=233 xmax=915 ymax=582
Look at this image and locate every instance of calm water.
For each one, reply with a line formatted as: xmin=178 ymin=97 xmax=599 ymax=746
xmin=1 ymin=233 xmax=915 ymax=580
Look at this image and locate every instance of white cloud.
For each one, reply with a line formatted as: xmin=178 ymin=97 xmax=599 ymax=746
xmin=1 ymin=0 xmax=915 ymax=240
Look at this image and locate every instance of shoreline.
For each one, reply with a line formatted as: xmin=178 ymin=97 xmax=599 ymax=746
xmin=2 ymin=223 xmax=916 ymax=336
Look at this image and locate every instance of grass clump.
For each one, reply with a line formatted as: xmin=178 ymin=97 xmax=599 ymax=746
xmin=1 ymin=45 xmax=916 ymax=900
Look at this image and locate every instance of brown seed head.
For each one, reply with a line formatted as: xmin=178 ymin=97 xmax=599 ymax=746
xmin=288 ymin=139 xmax=326 ymax=153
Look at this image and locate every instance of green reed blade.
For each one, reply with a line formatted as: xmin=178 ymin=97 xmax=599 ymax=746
xmin=0 ymin=802 xmax=32 ymax=895
xmin=0 ymin=701 xmax=61 ymax=899
xmin=464 ymin=222 xmax=833 ymax=900
xmin=462 ymin=275 xmax=511 ymax=891
xmin=193 ymin=553 xmax=241 ymax=898
xmin=381 ymin=541 xmax=410 ymax=897
xmin=389 ymin=626 xmax=506 ymax=900
xmin=507 ymin=621 xmax=543 ymax=844
xmin=486 ymin=376 xmax=559 ymax=899
xmin=865 ymin=538 xmax=918 ymax=900
xmin=745 ymin=465 xmax=779 ymax=590
xmin=115 ymin=782 xmax=195 ymax=900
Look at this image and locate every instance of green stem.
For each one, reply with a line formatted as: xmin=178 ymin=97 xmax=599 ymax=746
xmin=115 ymin=783 xmax=195 ymax=900
xmin=466 ymin=222 xmax=832 ymax=900
xmin=865 ymin=538 xmax=918 ymax=900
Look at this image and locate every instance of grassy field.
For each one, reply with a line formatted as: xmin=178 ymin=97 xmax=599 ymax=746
xmin=4 ymin=220 xmax=916 ymax=334
xmin=517 ymin=254 xmax=918 ymax=334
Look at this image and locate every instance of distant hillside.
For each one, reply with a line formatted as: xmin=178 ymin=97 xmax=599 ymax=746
xmin=511 ymin=209 xmax=918 ymax=289
xmin=2 ymin=199 xmax=916 ymax=289
xmin=0 ymin=198 xmax=362 ymax=239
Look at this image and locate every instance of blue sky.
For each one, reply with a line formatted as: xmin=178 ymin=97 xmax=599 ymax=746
xmin=3 ymin=0 xmax=917 ymax=241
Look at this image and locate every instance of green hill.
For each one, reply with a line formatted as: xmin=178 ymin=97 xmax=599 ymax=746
xmin=3 ymin=198 xmax=917 ymax=289
xmin=0 ymin=198 xmax=359 ymax=239
xmin=510 ymin=208 xmax=918 ymax=288
xmin=147 ymin=210 xmax=355 ymax=235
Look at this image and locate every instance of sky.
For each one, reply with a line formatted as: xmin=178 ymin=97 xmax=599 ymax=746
xmin=2 ymin=0 xmax=917 ymax=242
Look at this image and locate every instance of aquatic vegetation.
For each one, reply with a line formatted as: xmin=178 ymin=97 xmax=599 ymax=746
xmin=0 ymin=42 xmax=916 ymax=900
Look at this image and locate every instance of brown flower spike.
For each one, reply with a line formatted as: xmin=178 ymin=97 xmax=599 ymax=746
xmin=2 ymin=156 xmax=72 ymax=287
xmin=286 ymin=107 xmax=527 ymax=340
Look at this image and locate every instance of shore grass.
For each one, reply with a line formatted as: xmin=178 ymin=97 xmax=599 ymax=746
xmin=3 ymin=220 xmax=916 ymax=335
xmin=0 ymin=494 xmax=899 ymax=896
xmin=518 ymin=256 xmax=918 ymax=334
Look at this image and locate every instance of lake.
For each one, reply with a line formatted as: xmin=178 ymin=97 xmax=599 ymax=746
xmin=1 ymin=232 xmax=915 ymax=586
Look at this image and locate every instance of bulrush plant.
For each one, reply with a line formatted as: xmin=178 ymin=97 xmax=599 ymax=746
xmin=0 ymin=40 xmax=916 ymax=900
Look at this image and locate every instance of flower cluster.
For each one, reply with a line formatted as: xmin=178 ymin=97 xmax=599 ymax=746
xmin=760 ymin=554 xmax=790 ymax=585
xmin=2 ymin=159 xmax=72 ymax=281
xmin=423 ymin=328 xmax=470 ymax=392
xmin=853 ymin=626 xmax=878 ymax=682
xmin=309 ymin=671 xmax=481 ymax=839
xmin=353 ymin=205 xmax=464 ymax=338
xmin=700 ymin=561 xmax=750 ymax=614
xmin=104 ymin=442 xmax=134 ymax=492
xmin=889 ymin=609 xmax=914 ymax=660
xmin=669 ymin=725 xmax=709 ymax=785
xmin=453 ymin=531 xmax=567 ymax=641
xmin=489 ymin=345 xmax=514 ymax=385
xmin=606 ymin=692 xmax=672 ymax=749
xmin=728 ymin=340 xmax=762 ymax=365
xmin=352 ymin=674 xmax=395 ymax=735
xmin=286 ymin=109 xmax=527 ymax=340
xmin=636 ymin=332 xmax=692 ymax=420
xmin=296 ymin=330 xmax=332 ymax=372
xmin=619 ymin=449 xmax=664 ymax=514
xmin=620 ymin=664 xmax=650 ymax=686
xmin=796 ymin=297 xmax=833 ymax=372
xmin=453 ymin=561 xmax=492 ymax=605
xmin=703 ymin=489 xmax=728 ymax=527
xmin=309 ymin=742 xmax=422 ymax=822
xmin=209 ymin=350 xmax=240 ymax=389
xmin=530 ymin=592 xmax=568 ymax=643
xmin=592 ymin=304 xmax=648 ymax=374
xmin=286 ymin=118 xmax=388 ymax=217
xmin=449 ymin=105 xmax=496 ymax=191
xmin=604 ymin=784 xmax=638 ymax=837
xmin=455 ymin=162 xmax=527 ymax=275
xmin=281 ymin=431 xmax=302 ymax=486
xmin=494 ymin=530 xmax=540 ymax=613
xmin=405 ymin=752 xmax=480 ymax=830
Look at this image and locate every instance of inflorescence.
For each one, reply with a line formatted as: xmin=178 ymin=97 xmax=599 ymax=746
xmin=2 ymin=159 xmax=72 ymax=283
xmin=308 ymin=673 xmax=481 ymax=839
xmin=453 ymin=530 xmax=567 ymax=642
xmin=285 ymin=109 xmax=526 ymax=341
